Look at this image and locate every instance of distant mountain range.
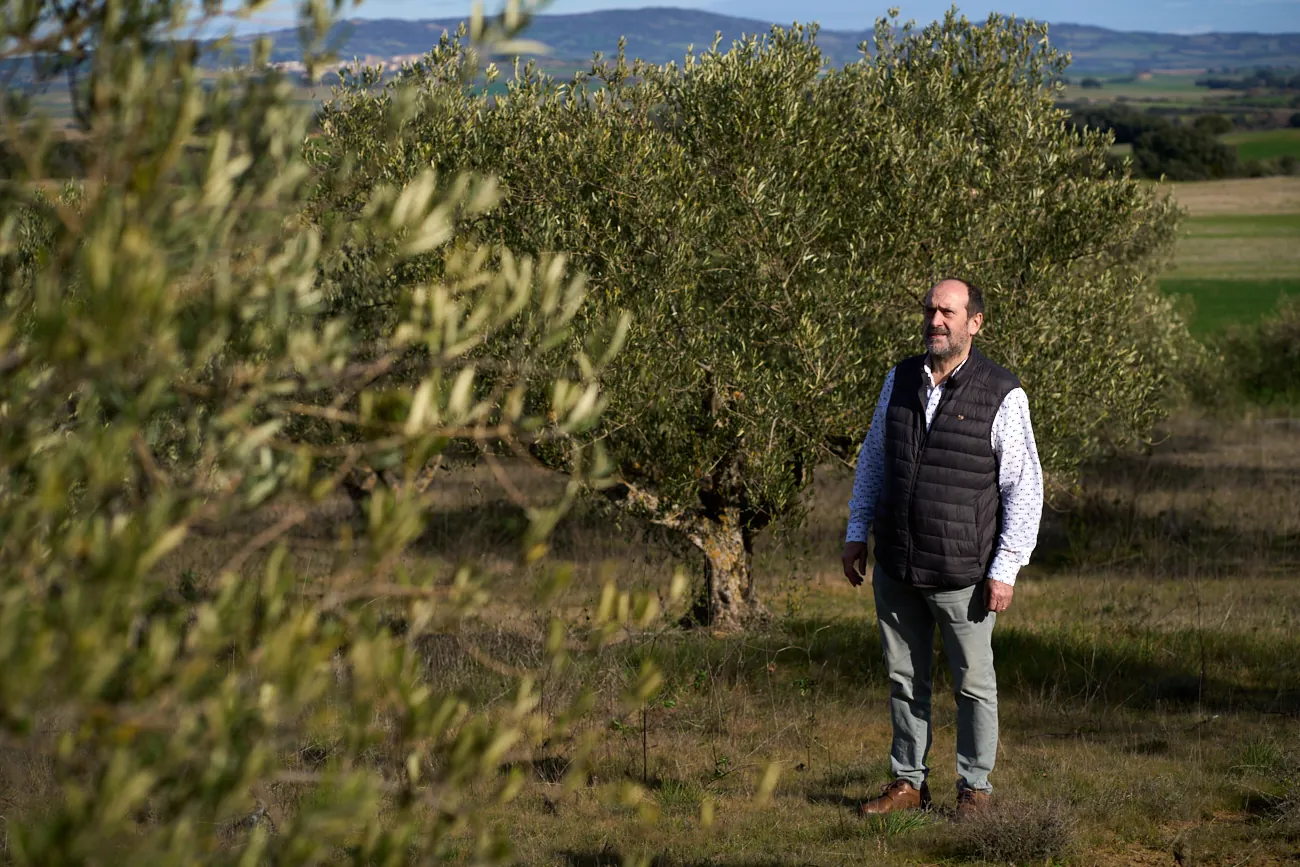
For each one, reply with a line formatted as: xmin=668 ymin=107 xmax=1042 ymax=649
xmin=227 ymin=7 xmax=1300 ymax=76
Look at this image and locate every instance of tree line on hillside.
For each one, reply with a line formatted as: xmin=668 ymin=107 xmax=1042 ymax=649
xmin=1197 ymin=67 xmax=1300 ymax=91
xmin=1069 ymin=104 xmax=1298 ymax=180
xmin=1 ymin=1 xmax=1206 ymax=859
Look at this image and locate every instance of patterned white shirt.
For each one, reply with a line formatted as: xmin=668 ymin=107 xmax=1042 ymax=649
xmin=845 ymin=357 xmax=1044 ymax=586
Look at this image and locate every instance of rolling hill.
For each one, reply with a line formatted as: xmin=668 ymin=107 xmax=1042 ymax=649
xmin=222 ymin=7 xmax=1300 ymax=76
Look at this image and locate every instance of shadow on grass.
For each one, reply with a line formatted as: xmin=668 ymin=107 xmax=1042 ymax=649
xmin=562 ymin=856 xmax=811 ymax=867
xmin=804 ymin=791 xmax=862 ymax=809
xmin=991 ymin=624 xmax=1300 ymax=717
xmin=630 ymin=616 xmax=1300 ymax=720
xmin=818 ymin=765 xmax=885 ymax=789
xmin=1033 ymin=421 xmax=1300 ymax=574
xmin=1038 ymin=489 xmax=1300 ymax=573
xmin=406 ymin=497 xmax=686 ymax=567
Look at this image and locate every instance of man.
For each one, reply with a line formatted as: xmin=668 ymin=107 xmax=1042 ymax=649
xmin=842 ymin=277 xmax=1043 ymax=820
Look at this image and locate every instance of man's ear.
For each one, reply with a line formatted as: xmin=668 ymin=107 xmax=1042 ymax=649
xmin=968 ymin=312 xmax=984 ymax=336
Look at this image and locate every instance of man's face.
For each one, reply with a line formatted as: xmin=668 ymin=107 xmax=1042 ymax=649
xmin=921 ymin=280 xmax=982 ymax=361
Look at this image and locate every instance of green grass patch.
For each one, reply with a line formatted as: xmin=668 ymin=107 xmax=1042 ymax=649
xmin=1169 ymin=213 xmax=1300 ymax=289
xmin=1159 ymin=276 xmax=1298 ymax=333
xmin=1063 ymin=73 xmax=1219 ymax=105
xmin=1182 ymin=212 xmax=1300 ymax=237
xmin=1120 ymin=74 xmax=1204 ymax=91
xmin=653 ymin=778 xmax=705 ymax=812
xmin=1223 ymin=128 xmax=1300 ymax=162
xmin=859 ymin=809 xmax=933 ymax=837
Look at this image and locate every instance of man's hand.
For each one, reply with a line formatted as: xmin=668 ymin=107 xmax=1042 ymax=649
xmin=842 ymin=542 xmax=870 ymax=587
xmin=985 ymin=579 xmax=1014 ymax=613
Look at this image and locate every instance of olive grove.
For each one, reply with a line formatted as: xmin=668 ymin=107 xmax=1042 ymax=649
xmin=0 ymin=0 xmax=666 ymax=862
xmin=315 ymin=12 xmax=1192 ymax=629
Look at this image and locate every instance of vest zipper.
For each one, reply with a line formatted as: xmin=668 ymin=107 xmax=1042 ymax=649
xmin=903 ymin=381 xmax=956 ymax=581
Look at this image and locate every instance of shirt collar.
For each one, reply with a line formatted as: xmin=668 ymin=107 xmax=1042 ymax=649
xmin=923 ymin=353 xmax=969 ymax=388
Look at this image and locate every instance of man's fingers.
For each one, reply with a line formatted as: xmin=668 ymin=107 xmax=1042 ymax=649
xmin=841 ymin=545 xmax=869 ymax=586
xmin=985 ymin=582 xmax=1013 ymax=613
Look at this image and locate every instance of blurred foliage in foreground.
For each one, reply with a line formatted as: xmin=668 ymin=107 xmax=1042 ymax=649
xmin=0 ymin=0 xmax=673 ymax=862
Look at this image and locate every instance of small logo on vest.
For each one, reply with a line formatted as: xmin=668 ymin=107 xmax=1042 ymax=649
xmin=957 ymin=414 xmax=965 ymax=420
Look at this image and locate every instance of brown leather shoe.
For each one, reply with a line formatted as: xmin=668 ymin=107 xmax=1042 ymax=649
xmin=953 ymin=786 xmax=991 ymax=822
xmin=858 ymin=779 xmax=931 ymax=815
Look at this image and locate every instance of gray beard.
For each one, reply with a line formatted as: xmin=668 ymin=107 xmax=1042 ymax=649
xmin=926 ymin=334 xmax=966 ymax=361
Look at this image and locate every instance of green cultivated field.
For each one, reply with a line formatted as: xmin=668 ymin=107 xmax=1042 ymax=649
xmin=1224 ymin=128 xmax=1300 ymax=162
xmin=1063 ymin=72 xmax=1206 ymax=104
xmin=1162 ymin=276 xmax=1297 ymax=332
xmin=1160 ymin=179 xmax=1300 ymax=332
xmin=1061 ymin=72 xmax=1298 ymax=110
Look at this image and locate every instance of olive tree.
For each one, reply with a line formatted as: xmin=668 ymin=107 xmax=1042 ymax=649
xmin=0 ymin=1 xmax=661 ymax=862
xmin=314 ymin=12 xmax=1190 ymax=630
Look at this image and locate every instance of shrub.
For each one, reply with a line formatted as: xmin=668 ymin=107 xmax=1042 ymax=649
xmin=1070 ymin=104 xmax=1180 ymax=147
xmin=0 ymin=137 xmax=88 ymax=179
xmin=1133 ymin=125 xmax=1238 ymax=180
xmin=1081 ymin=77 xmax=1104 ymax=89
xmin=1214 ymin=295 xmax=1300 ymax=406
xmin=1243 ymin=157 xmax=1270 ymax=177
xmin=950 ymin=799 xmax=1077 ymax=863
xmin=1193 ymin=113 xmax=1234 ymax=135
xmin=1075 ymin=107 xmax=1249 ymax=179
xmin=317 ymin=11 xmax=1189 ymax=627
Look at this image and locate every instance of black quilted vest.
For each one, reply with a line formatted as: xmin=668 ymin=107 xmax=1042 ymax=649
xmin=872 ymin=346 xmax=1020 ymax=589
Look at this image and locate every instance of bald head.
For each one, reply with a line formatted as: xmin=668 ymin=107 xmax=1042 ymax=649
xmin=934 ymin=277 xmax=983 ymax=317
xmin=922 ymin=278 xmax=984 ymax=362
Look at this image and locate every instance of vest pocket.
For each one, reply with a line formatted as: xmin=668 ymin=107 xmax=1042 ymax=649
xmin=911 ymin=501 xmax=979 ymax=547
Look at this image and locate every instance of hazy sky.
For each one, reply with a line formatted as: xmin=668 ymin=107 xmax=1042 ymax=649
xmin=245 ymin=0 xmax=1300 ymax=34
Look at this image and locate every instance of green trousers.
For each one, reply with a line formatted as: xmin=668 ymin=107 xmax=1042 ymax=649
xmin=872 ymin=564 xmax=998 ymax=793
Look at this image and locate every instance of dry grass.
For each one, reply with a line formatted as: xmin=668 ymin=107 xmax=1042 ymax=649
xmin=1170 ymin=237 xmax=1300 ymax=281
xmin=1162 ymin=177 xmax=1300 ymax=218
xmin=478 ymin=412 xmax=1300 ymax=865
xmin=7 ymin=413 xmax=1300 ymax=865
xmin=1166 ymin=212 xmax=1300 ymax=288
xmin=948 ymin=798 xmax=1077 ymax=863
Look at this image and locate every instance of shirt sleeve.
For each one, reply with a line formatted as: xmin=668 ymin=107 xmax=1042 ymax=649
xmin=986 ymin=387 xmax=1044 ymax=586
xmin=845 ymin=367 xmax=895 ymax=544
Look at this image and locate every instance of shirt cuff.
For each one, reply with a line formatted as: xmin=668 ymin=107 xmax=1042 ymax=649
xmin=986 ymin=551 xmax=1021 ymax=586
xmin=845 ymin=520 xmax=869 ymax=545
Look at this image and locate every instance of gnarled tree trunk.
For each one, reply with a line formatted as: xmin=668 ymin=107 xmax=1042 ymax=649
xmin=613 ymin=483 xmax=767 ymax=632
xmin=685 ymin=507 xmax=764 ymax=631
